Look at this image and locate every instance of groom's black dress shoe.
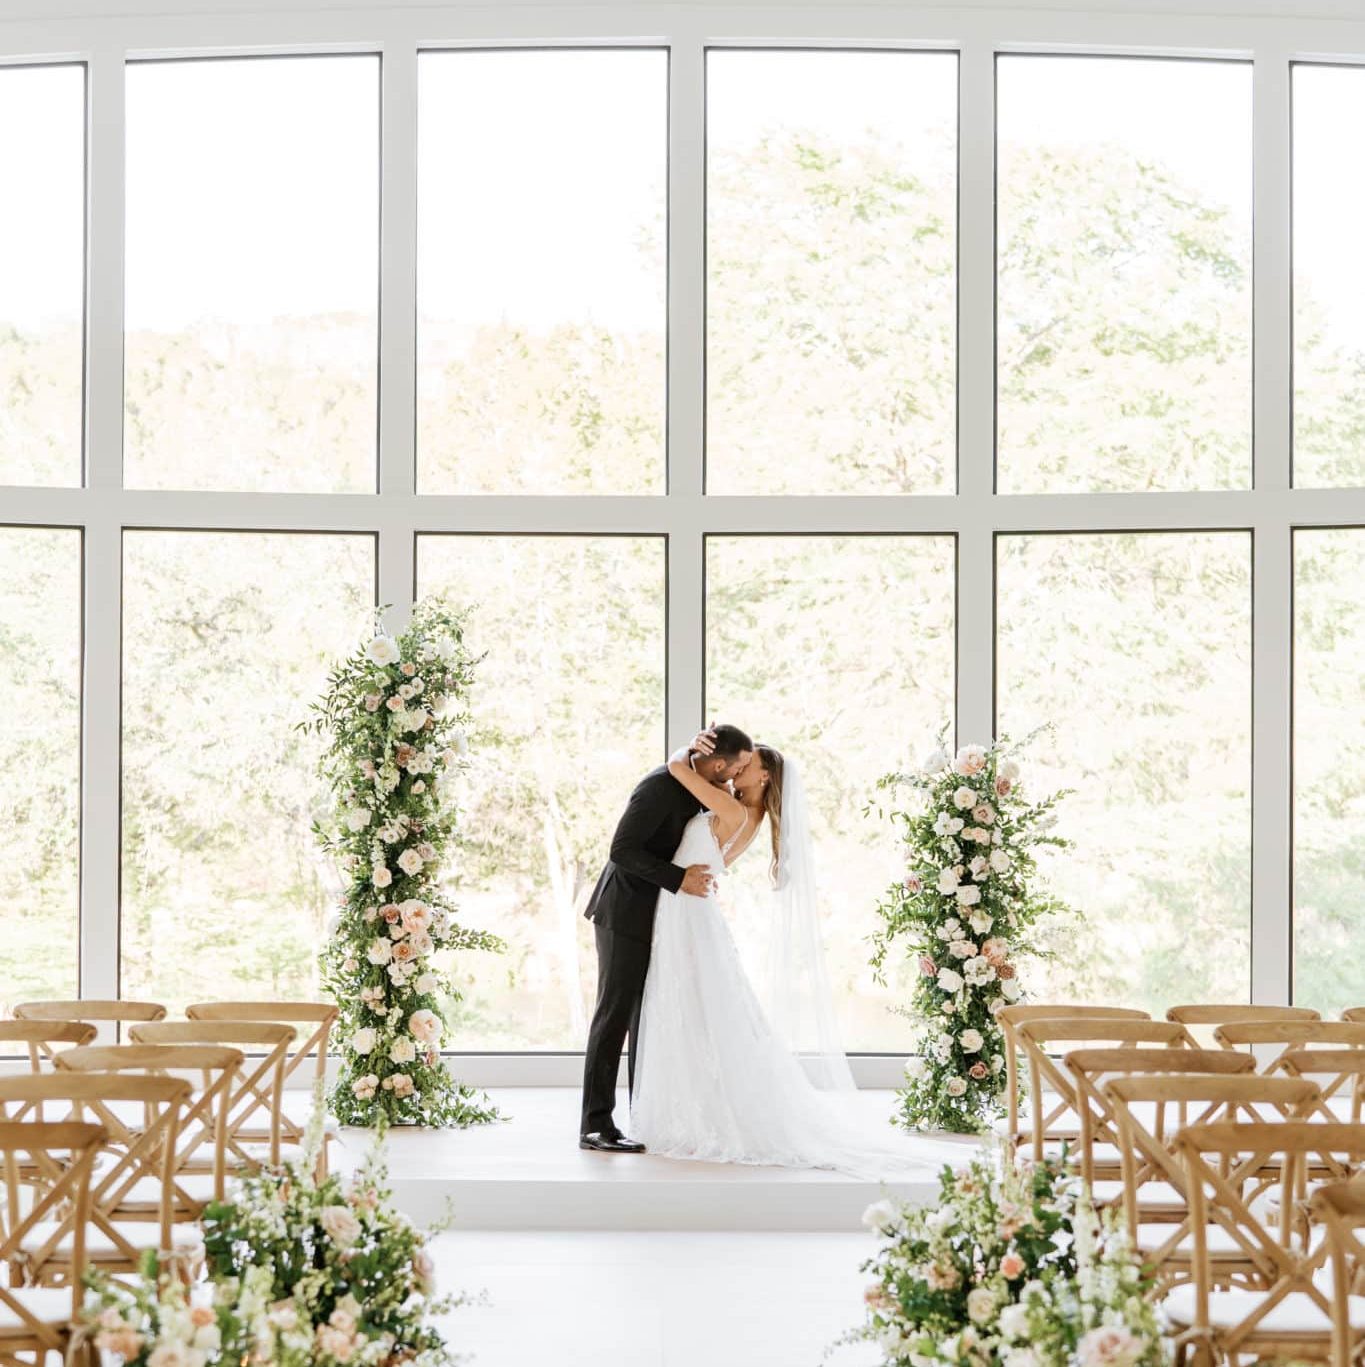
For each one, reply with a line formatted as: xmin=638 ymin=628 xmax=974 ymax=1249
xmin=579 ymin=1131 xmax=647 ymax=1154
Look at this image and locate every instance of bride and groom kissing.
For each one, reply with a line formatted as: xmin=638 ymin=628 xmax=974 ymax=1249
xmin=578 ymin=724 xmax=916 ymax=1178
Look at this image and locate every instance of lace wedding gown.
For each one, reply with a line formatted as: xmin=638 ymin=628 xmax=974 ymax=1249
xmin=629 ymin=809 xmax=929 ymax=1179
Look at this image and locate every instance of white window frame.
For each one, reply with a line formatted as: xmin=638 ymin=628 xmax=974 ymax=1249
xmin=4 ymin=1 xmax=1365 ymax=1068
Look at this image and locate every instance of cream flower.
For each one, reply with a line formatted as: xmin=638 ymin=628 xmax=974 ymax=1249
xmin=936 ymin=966 xmax=964 ymax=993
xmin=956 ymin=883 xmax=982 ymax=906
xmin=371 ymin=865 xmax=393 ymax=889
xmin=953 ymin=785 xmax=977 ymax=810
xmin=390 ymin=1037 xmax=416 ymax=1064
xmin=408 ymin=1009 xmax=441 ymax=1043
xmin=367 ymin=635 xmax=399 ymax=666
xmin=937 ymin=867 xmax=961 ymax=894
xmin=959 ymin=1028 xmax=984 ymax=1053
xmin=351 ymin=1027 xmax=377 ymax=1055
xmin=344 ymin=806 xmax=372 ymax=833
xmin=320 ymin=1204 xmax=362 ymax=1248
xmin=366 ymin=937 xmax=393 ymax=965
xmin=946 ymin=1076 xmax=968 ymax=1097
xmin=953 ymin=745 xmax=988 ymax=777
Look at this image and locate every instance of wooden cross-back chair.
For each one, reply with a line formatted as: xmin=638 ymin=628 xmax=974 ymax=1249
xmin=186 ymin=1002 xmax=338 ymax=1171
xmin=1339 ymin=1009 xmax=1365 ymax=1024
xmin=1168 ymin=1004 xmax=1322 ymax=1050
xmin=0 ymin=1074 xmax=194 ymax=1281
xmin=130 ymin=1020 xmax=293 ymax=1170
xmin=12 ymin=1000 xmax=166 ymax=1049
xmin=1310 ymin=1181 xmax=1365 ymax=1367
xmin=0 ymin=1023 xmax=96 ymax=1111
xmin=1012 ymin=1017 xmax=1195 ymax=1166
xmin=55 ymin=1043 xmax=243 ymax=1220
xmin=1274 ymin=1049 xmax=1365 ymax=1127
xmin=1213 ymin=1021 xmax=1365 ymax=1079
xmin=1104 ymin=1074 xmax=1321 ymax=1291
xmin=996 ymin=1004 xmax=1150 ymax=1159
xmin=1164 ymin=1122 xmax=1365 ymax=1367
xmin=1065 ymin=1047 xmax=1255 ymax=1190
xmin=0 ymin=1120 xmax=103 ymax=1367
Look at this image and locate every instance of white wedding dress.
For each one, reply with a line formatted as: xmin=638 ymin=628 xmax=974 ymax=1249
xmin=629 ymin=804 xmax=929 ymax=1179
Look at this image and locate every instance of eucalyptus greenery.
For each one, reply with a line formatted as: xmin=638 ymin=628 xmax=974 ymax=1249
xmin=869 ymin=734 xmax=1071 ymax=1134
xmin=304 ymin=599 xmax=503 ymax=1127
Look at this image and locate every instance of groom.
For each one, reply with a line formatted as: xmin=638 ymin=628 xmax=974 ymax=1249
xmin=579 ymin=723 xmax=755 ymax=1152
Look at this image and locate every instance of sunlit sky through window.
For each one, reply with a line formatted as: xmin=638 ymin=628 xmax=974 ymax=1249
xmin=0 ymin=51 xmax=1361 ymax=348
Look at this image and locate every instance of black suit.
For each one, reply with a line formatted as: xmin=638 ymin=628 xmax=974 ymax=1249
xmin=580 ymin=765 xmax=702 ymax=1136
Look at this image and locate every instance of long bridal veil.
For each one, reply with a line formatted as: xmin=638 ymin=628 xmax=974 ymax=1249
xmin=761 ymin=758 xmax=858 ymax=1093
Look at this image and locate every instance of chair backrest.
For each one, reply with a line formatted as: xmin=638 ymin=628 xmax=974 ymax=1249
xmin=13 ymin=1000 xmax=167 ymax=1023
xmin=1274 ymin=1049 xmax=1365 ymax=1125
xmin=1214 ymin=1021 xmax=1365 ymax=1072
xmin=1178 ymin=1122 xmax=1365 ymax=1356
xmin=55 ymin=1043 xmax=243 ymax=1209
xmin=130 ymin=1021 xmax=293 ymax=1167
xmin=0 ymin=1021 xmax=97 ymax=1091
xmin=1065 ymin=1047 xmax=1255 ymax=1187
xmin=1104 ymin=1075 xmax=1320 ymax=1275
xmin=1340 ymin=1009 xmax=1365 ymax=1024
xmin=996 ymin=1004 xmax=1150 ymax=1156
xmin=0 ymin=1120 xmax=103 ymax=1340
xmin=185 ymin=1002 xmax=336 ymax=1141
xmin=1168 ymin=1004 xmax=1322 ymax=1048
xmin=1013 ymin=1017 xmax=1195 ymax=1163
xmin=0 ymin=1073 xmax=188 ymax=1265
xmin=1310 ymin=1181 xmax=1365 ymax=1367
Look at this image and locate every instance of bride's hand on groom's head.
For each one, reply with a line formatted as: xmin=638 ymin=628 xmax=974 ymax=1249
xmin=690 ymin=726 xmax=717 ymax=757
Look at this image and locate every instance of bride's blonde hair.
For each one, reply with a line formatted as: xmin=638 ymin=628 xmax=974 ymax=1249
xmin=756 ymin=744 xmax=785 ymax=887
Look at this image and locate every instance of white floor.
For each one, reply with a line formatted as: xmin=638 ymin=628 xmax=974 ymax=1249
xmin=333 ymin=1087 xmax=976 ymax=1230
xmin=431 ymin=1230 xmax=882 ymax=1367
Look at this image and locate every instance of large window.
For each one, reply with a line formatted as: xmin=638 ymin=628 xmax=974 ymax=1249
xmin=1293 ymin=65 xmax=1365 ymax=488
xmin=0 ymin=528 xmax=81 ymax=1010
xmin=120 ymin=532 xmax=375 ymax=1013
xmin=706 ymin=50 xmax=957 ymax=495
xmin=996 ymin=533 xmax=1252 ymax=1010
xmin=417 ymin=49 xmax=667 ymax=494
xmin=705 ymin=536 xmax=956 ymax=1049
xmin=997 ymin=56 xmax=1252 ymax=493
xmin=416 ymin=536 xmax=666 ymax=1047
xmin=0 ymin=63 xmax=84 ymax=488
xmin=124 ymin=56 xmax=379 ymax=492
xmin=3 ymin=14 xmax=1361 ymax=1051
xmin=1294 ymin=530 xmax=1365 ymax=1012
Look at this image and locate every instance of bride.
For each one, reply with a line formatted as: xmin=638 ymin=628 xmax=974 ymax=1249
xmin=629 ymin=732 xmax=925 ymax=1178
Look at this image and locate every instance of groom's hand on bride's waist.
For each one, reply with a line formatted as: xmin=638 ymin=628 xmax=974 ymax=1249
xmin=680 ymin=864 xmax=716 ymax=898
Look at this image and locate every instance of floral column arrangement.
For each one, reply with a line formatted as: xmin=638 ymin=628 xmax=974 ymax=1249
xmin=869 ymin=738 xmax=1070 ymax=1134
xmin=308 ymin=600 xmax=503 ymax=1127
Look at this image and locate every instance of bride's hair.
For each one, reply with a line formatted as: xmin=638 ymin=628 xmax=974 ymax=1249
xmin=756 ymin=744 xmax=785 ymax=887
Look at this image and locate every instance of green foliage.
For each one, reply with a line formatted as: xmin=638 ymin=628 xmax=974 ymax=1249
xmin=304 ymin=597 xmax=503 ymax=1127
xmin=868 ymin=735 xmax=1071 ymax=1134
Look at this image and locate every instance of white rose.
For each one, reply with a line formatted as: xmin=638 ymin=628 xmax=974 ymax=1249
xmin=344 ymin=807 xmax=372 ymax=833
xmin=959 ymin=1028 xmax=984 ymax=1053
xmin=390 ymin=1037 xmax=416 ymax=1064
xmin=932 ymin=1033 xmax=954 ymax=1061
xmin=1002 ymin=976 xmax=1023 ymax=1001
xmin=969 ymin=855 xmax=988 ymax=878
xmin=415 ymin=972 xmax=438 ymax=995
xmin=966 ymin=1286 xmax=996 ymax=1325
xmin=968 ymin=911 xmax=993 ymax=934
xmin=936 ymin=966 xmax=964 ymax=993
xmin=956 ymin=884 xmax=981 ymax=907
xmin=999 ymin=1304 xmax=1030 ymax=1342
xmin=937 ymin=867 xmax=961 ymax=894
xmin=963 ymin=955 xmax=996 ymax=987
xmin=946 ymin=1076 xmax=968 ymax=1097
xmin=409 ymin=1008 xmax=441 ymax=1043
xmin=922 ymin=747 xmax=950 ymax=773
xmin=862 ymin=1199 xmax=901 ymax=1234
xmin=953 ymin=745 xmax=988 ymax=777
xmin=366 ymin=635 xmax=400 ymax=667
xmin=366 ymin=937 xmax=393 ymax=965
xmin=435 ymin=634 xmax=457 ymax=661
xmin=1001 ymin=759 xmax=1021 ymax=782
xmin=372 ymin=865 xmax=392 ymax=889
xmin=953 ymin=785 xmax=977 ymax=810
xmin=351 ymin=1028 xmax=377 ymax=1055
xmin=397 ymin=848 xmax=424 ymax=876
xmin=990 ymin=848 xmax=1012 ymax=873
xmin=903 ymin=1055 xmax=927 ymax=1079
xmin=948 ymin=938 xmax=975 ymax=960
xmin=319 ymin=1204 xmax=362 ymax=1248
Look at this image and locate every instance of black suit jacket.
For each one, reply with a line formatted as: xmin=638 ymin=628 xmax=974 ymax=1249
xmin=584 ymin=765 xmax=703 ymax=944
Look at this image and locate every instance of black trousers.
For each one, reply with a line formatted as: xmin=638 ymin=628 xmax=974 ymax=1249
xmin=580 ymin=923 xmax=652 ymax=1137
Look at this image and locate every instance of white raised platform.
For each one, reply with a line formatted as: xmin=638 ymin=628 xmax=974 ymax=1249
xmin=332 ymin=1088 xmax=976 ymax=1232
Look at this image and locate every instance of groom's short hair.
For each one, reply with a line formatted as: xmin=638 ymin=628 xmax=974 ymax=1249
xmin=709 ymin=723 xmax=754 ymax=759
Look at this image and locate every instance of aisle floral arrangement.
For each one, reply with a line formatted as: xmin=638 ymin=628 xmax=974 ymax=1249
xmin=306 ymin=598 xmax=504 ymax=1127
xmin=869 ymin=737 xmax=1071 ymax=1133
xmin=84 ymin=1110 xmax=465 ymax=1367
xmin=850 ymin=1150 xmax=1166 ymax=1367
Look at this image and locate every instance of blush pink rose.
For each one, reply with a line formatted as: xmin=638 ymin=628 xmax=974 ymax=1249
xmin=1000 ymin=1251 xmax=1025 ymax=1279
xmin=919 ymin=955 xmax=937 ymax=977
